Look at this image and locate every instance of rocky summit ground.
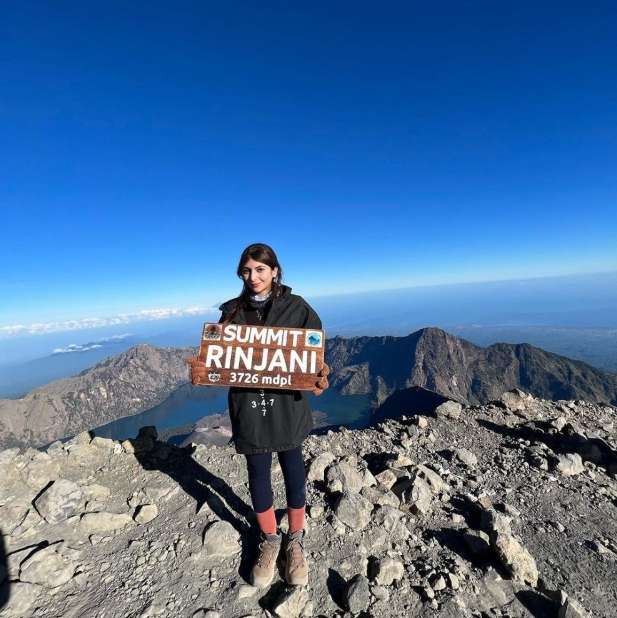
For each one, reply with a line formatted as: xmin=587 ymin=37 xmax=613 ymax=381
xmin=1 ymin=390 xmax=616 ymax=618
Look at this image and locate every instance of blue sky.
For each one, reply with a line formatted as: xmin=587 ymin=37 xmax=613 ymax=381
xmin=2 ymin=2 xmax=616 ymax=333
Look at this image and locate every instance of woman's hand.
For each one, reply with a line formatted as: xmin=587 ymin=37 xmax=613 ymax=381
xmin=312 ymin=361 xmax=330 ymax=396
xmin=186 ymin=356 xmax=207 ymax=385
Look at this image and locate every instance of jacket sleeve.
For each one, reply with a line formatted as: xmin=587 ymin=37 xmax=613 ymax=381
xmin=302 ymin=300 xmax=322 ymax=330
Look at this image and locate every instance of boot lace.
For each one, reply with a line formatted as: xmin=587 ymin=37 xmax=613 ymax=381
xmin=287 ymin=535 xmax=305 ymax=569
xmin=256 ymin=540 xmax=278 ymax=568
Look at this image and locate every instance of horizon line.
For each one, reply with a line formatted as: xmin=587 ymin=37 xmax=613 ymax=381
xmin=1 ymin=268 xmax=616 ymax=339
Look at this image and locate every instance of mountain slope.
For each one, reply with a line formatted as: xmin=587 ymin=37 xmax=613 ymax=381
xmin=0 ymin=345 xmax=195 ymax=448
xmin=2 ymin=327 xmax=617 ymax=449
xmin=326 ymin=327 xmax=617 ymax=406
xmin=1 ymin=393 xmax=615 ymax=617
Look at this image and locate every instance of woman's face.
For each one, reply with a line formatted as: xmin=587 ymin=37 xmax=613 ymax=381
xmin=240 ymin=258 xmax=279 ymax=295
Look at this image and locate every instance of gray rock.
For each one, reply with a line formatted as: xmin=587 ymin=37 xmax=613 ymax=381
xmin=417 ymin=416 xmax=429 ymax=428
xmin=431 ymin=574 xmax=446 ymax=591
xmin=326 ymin=461 xmax=364 ymax=494
xmin=79 ymin=511 xmax=134 ymax=533
xmin=460 ymin=568 xmax=515 ymax=612
xmin=373 ymin=557 xmax=404 ymax=585
xmin=334 ymin=492 xmax=373 ymax=530
xmin=309 ymin=504 xmax=324 ymax=518
xmin=202 ymin=520 xmax=241 ymax=557
xmin=19 ymin=545 xmax=76 ymax=588
xmin=374 ymin=469 xmax=397 ymax=490
xmin=345 ymin=574 xmax=370 ymax=613
xmin=373 ymin=505 xmax=404 ymax=533
xmin=435 ymin=400 xmax=462 ymax=419
xmin=91 ymin=436 xmax=115 ymax=449
xmin=0 ymin=581 xmax=41 ymax=616
xmin=558 ymin=594 xmax=591 ymax=618
xmin=394 ymin=475 xmax=432 ymax=514
xmin=414 ymin=464 xmax=449 ymax=494
xmin=361 ymin=468 xmax=377 ymax=487
xmin=307 ymin=452 xmax=335 ymax=482
xmin=455 ymin=448 xmax=478 ymax=467
xmin=0 ymin=504 xmax=30 ymax=535
xmin=499 ymin=388 xmax=534 ymax=412
xmin=82 ymin=483 xmax=111 ymax=502
xmin=34 ymin=479 xmax=83 ymax=524
xmin=555 ymin=453 xmax=585 ymax=476
xmin=481 ymin=508 xmax=513 ymax=536
xmin=0 ymin=447 xmax=20 ymax=465
xmin=134 ymin=504 xmax=159 ymax=524
xmin=491 ymin=531 xmax=539 ymax=586
xmin=360 ymin=485 xmax=400 ymax=508
xmin=371 ymin=584 xmax=390 ymax=601
xmin=273 ymin=585 xmax=311 ymax=617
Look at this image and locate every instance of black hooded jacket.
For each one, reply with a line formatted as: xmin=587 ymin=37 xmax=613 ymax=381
xmin=218 ymin=284 xmax=323 ymax=455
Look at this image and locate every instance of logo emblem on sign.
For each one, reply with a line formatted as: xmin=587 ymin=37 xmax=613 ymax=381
xmin=208 ymin=372 xmax=221 ymax=382
xmin=203 ymin=324 xmax=222 ymax=341
xmin=305 ymin=331 xmax=322 ymax=347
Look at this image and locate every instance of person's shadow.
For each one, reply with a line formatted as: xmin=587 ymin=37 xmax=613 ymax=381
xmin=131 ymin=427 xmax=259 ymax=583
xmin=1 ymin=531 xmax=9 ymax=611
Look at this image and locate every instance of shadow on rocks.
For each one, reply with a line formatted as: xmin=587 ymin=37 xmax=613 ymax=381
xmin=326 ymin=568 xmax=348 ymax=611
xmin=131 ymin=427 xmax=254 ymax=534
xmin=429 ymin=527 xmax=505 ymax=575
xmin=0 ymin=532 xmax=8 ymax=611
xmin=477 ymin=418 xmax=617 ymax=472
xmin=516 ymin=589 xmax=558 ymax=618
xmin=257 ymin=580 xmax=288 ymax=612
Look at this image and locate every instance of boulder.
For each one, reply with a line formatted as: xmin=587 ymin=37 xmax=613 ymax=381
xmin=435 ymin=401 xmax=462 ymax=419
xmin=0 ymin=582 xmax=41 ymax=616
xmin=202 ymin=520 xmax=241 ymax=557
xmin=491 ymin=531 xmax=539 ymax=586
xmin=19 ymin=545 xmax=75 ymax=588
xmin=34 ymin=479 xmax=83 ymax=524
xmin=334 ymin=492 xmax=373 ymax=530
xmin=307 ymin=452 xmax=335 ymax=482
xmin=345 ymin=574 xmax=370 ymax=613
xmin=79 ymin=511 xmax=134 ymax=533
xmin=325 ymin=460 xmax=364 ymax=494
xmin=499 ymin=389 xmax=534 ymax=412
xmin=273 ymin=585 xmax=312 ymax=617
xmin=134 ymin=504 xmax=159 ymax=524
xmin=455 ymin=448 xmax=478 ymax=467
xmin=373 ymin=557 xmax=404 ymax=585
xmin=555 ymin=453 xmax=585 ymax=476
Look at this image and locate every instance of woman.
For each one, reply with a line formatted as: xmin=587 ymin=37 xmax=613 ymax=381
xmin=187 ymin=243 xmax=329 ymax=589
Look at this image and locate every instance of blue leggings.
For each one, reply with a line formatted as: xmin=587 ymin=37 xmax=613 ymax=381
xmin=244 ymin=446 xmax=306 ymax=512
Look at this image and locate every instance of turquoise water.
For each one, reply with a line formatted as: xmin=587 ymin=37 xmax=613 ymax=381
xmin=93 ymin=385 xmax=373 ymax=442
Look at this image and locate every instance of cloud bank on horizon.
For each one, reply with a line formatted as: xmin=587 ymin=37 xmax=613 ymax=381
xmin=52 ymin=334 xmax=133 ymax=354
xmin=0 ymin=306 xmax=219 ymax=339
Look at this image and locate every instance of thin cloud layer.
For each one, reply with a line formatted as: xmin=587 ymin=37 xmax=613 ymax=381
xmin=52 ymin=334 xmax=133 ymax=354
xmin=0 ymin=306 xmax=218 ymax=338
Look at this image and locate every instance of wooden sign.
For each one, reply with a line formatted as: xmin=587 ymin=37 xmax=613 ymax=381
xmin=196 ymin=323 xmax=325 ymax=391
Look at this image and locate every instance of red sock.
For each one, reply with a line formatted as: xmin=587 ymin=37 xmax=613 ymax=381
xmin=287 ymin=506 xmax=305 ymax=534
xmin=255 ymin=506 xmax=277 ymax=535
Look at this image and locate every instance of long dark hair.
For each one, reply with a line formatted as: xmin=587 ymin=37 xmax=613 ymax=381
xmin=225 ymin=243 xmax=284 ymax=322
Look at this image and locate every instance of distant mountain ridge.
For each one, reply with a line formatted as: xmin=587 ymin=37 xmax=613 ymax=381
xmin=0 ymin=345 xmax=195 ymax=448
xmin=1 ymin=328 xmax=616 ymax=448
xmin=326 ymin=327 xmax=617 ymax=406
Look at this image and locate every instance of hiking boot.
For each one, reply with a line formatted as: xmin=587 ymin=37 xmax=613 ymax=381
xmin=251 ymin=532 xmax=281 ymax=588
xmin=285 ymin=529 xmax=308 ymax=586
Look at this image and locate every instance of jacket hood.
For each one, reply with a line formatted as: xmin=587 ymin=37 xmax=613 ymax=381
xmin=218 ymin=284 xmax=292 ymax=313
